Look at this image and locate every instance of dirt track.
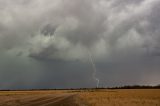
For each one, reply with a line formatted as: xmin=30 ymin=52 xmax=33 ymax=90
xmin=0 ymin=92 xmax=80 ymax=106
xmin=23 ymin=94 xmax=77 ymax=106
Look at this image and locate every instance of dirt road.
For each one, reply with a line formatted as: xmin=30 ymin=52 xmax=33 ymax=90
xmin=0 ymin=92 xmax=80 ymax=106
xmin=23 ymin=94 xmax=78 ymax=106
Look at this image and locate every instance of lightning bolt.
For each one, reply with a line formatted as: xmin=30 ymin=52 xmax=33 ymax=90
xmin=88 ymin=50 xmax=100 ymax=88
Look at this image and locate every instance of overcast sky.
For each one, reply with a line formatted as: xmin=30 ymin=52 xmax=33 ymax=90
xmin=0 ymin=0 xmax=160 ymax=89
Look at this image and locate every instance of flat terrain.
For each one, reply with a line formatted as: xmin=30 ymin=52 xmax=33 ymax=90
xmin=78 ymin=89 xmax=160 ymax=106
xmin=0 ymin=91 xmax=79 ymax=106
xmin=0 ymin=89 xmax=159 ymax=106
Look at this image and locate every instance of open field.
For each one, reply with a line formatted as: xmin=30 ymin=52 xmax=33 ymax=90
xmin=0 ymin=89 xmax=159 ymax=106
xmin=77 ymin=89 xmax=160 ymax=106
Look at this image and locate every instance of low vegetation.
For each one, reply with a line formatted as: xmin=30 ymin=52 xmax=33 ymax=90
xmin=78 ymin=89 xmax=160 ymax=106
xmin=0 ymin=89 xmax=159 ymax=106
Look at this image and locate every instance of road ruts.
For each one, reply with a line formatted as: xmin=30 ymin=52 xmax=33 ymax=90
xmin=22 ymin=93 xmax=79 ymax=106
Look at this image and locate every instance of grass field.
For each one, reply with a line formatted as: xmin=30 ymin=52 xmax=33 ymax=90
xmin=0 ymin=89 xmax=159 ymax=106
xmin=77 ymin=89 xmax=160 ymax=106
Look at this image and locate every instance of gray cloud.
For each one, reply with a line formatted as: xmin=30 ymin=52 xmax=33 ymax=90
xmin=0 ymin=0 xmax=160 ymax=89
xmin=41 ymin=24 xmax=57 ymax=36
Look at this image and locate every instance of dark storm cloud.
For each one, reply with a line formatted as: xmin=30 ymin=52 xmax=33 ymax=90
xmin=0 ymin=0 xmax=160 ymax=89
xmin=41 ymin=24 xmax=57 ymax=36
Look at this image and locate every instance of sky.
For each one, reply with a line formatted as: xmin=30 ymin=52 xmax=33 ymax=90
xmin=0 ymin=0 xmax=160 ymax=89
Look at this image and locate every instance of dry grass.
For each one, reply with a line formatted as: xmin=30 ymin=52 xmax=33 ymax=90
xmin=0 ymin=89 xmax=159 ymax=106
xmin=77 ymin=89 xmax=160 ymax=106
xmin=0 ymin=90 xmax=69 ymax=106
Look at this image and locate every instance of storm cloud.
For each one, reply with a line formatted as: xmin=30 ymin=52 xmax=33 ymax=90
xmin=0 ymin=0 xmax=160 ymax=89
